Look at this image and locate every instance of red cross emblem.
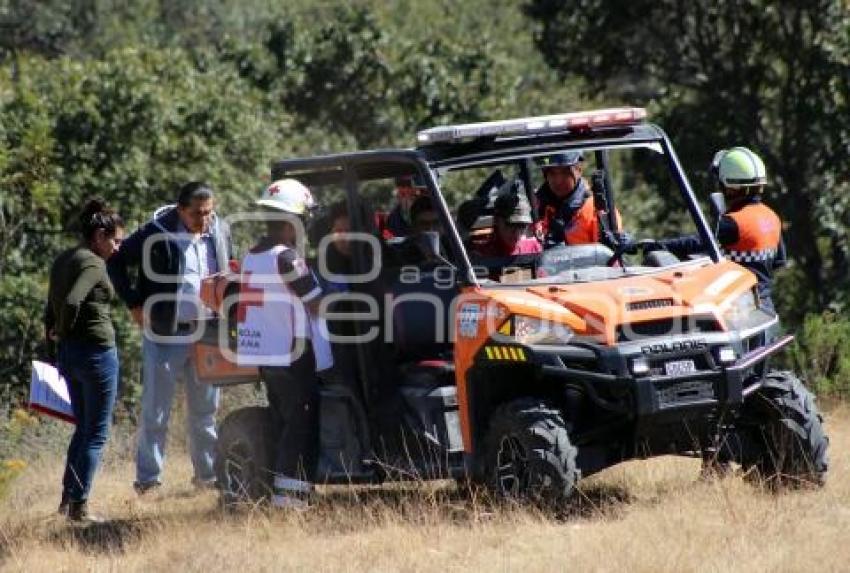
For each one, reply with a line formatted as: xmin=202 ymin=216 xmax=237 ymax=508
xmin=236 ymin=272 xmax=266 ymax=322
xmin=267 ymin=185 xmax=281 ymax=196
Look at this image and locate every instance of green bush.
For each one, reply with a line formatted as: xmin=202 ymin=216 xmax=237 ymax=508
xmin=0 ymin=46 xmax=291 ymax=405
xmin=0 ymin=274 xmax=48 ymax=406
xmin=788 ymin=313 xmax=850 ymax=399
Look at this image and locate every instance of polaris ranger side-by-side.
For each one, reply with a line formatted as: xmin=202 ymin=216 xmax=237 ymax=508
xmin=197 ymin=108 xmax=827 ymax=504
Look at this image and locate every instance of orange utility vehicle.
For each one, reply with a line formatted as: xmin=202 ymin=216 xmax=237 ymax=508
xmin=202 ymin=108 xmax=828 ymax=504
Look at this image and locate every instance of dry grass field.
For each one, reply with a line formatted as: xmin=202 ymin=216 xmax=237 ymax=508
xmin=1 ymin=405 xmax=849 ymax=572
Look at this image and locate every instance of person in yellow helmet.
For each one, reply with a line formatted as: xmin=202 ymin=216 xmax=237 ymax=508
xmin=657 ymin=147 xmax=786 ymax=312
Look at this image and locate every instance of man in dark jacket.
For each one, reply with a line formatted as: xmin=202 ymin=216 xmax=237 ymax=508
xmin=108 ymin=181 xmax=233 ymax=494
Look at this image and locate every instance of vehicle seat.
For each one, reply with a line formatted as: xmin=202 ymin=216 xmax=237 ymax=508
xmin=387 ymin=271 xmax=457 ymax=362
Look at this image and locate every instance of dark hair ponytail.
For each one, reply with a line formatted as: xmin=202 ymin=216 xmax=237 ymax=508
xmin=79 ymin=197 xmax=124 ymax=241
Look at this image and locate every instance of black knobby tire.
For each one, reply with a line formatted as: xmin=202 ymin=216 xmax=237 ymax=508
xmin=738 ymin=371 xmax=829 ymax=487
xmin=482 ymin=399 xmax=579 ymax=503
xmin=215 ymin=406 xmax=274 ymax=506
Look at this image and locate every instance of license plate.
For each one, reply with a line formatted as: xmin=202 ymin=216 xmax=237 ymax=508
xmin=664 ymin=359 xmax=696 ymax=376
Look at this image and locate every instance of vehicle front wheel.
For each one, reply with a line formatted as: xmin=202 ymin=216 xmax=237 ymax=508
xmin=481 ymin=399 xmax=579 ymax=504
xmin=215 ymin=406 xmax=274 ymax=507
xmin=737 ymin=371 xmax=829 ymax=488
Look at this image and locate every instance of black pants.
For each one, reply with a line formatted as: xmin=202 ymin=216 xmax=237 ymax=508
xmin=260 ymin=343 xmax=320 ymax=481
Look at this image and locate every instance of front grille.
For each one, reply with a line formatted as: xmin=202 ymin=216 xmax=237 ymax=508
xmin=627 ymin=298 xmax=674 ymax=312
xmin=617 ymin=317 xmax=721 ymax=342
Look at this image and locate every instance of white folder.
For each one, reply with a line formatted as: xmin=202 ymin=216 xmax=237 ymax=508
xmin=29 ymin=360 xmax=76 ymax=424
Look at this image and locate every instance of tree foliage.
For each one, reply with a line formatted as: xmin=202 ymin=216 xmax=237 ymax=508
xmin=1 ymin=48 xmax=283 ymax=271
xmin=224 ymin=5 xmax=497 ymax=148
xmin=1 ymin=0 xmax=846 ymax=409
xmin=525 ymin=0 xmax=850 ymax=315
xmin=0 ymin=48 xmax=287 ymax=405
xmin=0 ymin=1 xmax=564 ymax=406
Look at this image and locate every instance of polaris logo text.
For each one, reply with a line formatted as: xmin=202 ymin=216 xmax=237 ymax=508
xmin=641 ymin=340 xmax=707 ymax=355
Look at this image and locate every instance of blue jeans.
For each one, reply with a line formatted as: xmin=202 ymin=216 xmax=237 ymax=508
xmin=58 ymin=341 xmax=119 ymax=503
xmin=136 ymin=336 xmax=220 ymax=485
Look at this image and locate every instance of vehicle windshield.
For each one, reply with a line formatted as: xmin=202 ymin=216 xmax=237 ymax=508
xmin=436 ymin=141 xmax=714 ymax=286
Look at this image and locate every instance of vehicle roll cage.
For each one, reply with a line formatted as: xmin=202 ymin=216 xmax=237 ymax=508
xmin=270 ymin=124 xmax=721 ymax=289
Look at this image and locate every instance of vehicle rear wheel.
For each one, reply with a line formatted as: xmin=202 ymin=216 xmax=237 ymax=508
xmin=482 ymin=399 xmax=579 ymax=504
xmin=737 ymin=371 xmax=828 ymax=488
xmin=215 ymin=406 xmax=274 ymax=506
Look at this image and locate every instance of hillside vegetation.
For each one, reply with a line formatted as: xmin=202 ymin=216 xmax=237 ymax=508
xmin=1 ymin=0 xmax=848 ymax=408
xmin=0 ymin=2 xmax=848 ymax=569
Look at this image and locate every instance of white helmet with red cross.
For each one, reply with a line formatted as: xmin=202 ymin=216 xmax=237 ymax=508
xmin=256 ymin=179 xmax=316 ymax=215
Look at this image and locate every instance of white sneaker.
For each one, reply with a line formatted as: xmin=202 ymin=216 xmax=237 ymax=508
xmin=271 ymin=494 xmax=309 ymax=510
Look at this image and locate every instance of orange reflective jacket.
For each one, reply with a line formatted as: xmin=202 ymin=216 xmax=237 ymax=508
xmin=563 ymin=195 xmax=623 ymax=245
xmin=722 ymin=202 xmax=781 ymax=262
xmin=536 ymin=180 xmax=622 ymax=246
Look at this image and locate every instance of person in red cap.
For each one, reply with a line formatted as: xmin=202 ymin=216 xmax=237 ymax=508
xmin=474 ymin=180 xmax=542 ymax=258
xmin=378 ymin=173 xmax=427 ymax=239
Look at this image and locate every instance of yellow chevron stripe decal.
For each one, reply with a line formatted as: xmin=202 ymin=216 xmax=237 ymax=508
xmin=482 ymin=346 xmax=527 ymax=361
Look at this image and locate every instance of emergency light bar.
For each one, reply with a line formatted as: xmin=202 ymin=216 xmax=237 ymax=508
xmin=416 ymin=107 xmax=647 ymax=145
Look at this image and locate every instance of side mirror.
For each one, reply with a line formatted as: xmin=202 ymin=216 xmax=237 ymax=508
xmin=709 ymin=192 xmax=726 ymax=221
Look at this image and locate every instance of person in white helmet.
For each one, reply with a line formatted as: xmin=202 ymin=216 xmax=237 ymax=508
xmin=236 ymin=179 xmax=333 ymax=509
xmin=657 ymin=147 xmax=786 ymax=311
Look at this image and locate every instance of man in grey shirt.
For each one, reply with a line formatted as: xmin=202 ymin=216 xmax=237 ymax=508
xmin=109 ymin=181 xmax=233 ymax=494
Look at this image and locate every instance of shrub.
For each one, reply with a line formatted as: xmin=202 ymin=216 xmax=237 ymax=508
xmin=0 ymin=408 xmax=38 ymax=500
xmin=788 ymin=313 xmax=850 ymax=398
xmin=0 ymin=274 xmax=48 ymax=406
xmin=0 ymin=458 xmax=27 ymax=500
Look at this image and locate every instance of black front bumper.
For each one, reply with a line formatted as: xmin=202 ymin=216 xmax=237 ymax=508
xmin=533 ymin=334 xmax=794 ymax=421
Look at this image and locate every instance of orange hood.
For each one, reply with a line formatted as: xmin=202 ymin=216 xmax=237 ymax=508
xmin=481 ymin=261 xmax=756 ymax=345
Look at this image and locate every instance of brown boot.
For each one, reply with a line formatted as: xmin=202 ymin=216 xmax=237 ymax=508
xmin=67 ymin=500 xmax=105 ymax=524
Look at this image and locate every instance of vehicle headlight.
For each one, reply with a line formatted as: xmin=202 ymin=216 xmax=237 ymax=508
xmin=722 ymin=290 xmax=772 ymax=330
xmin=513 ymin=315 xmax=576 ymax=345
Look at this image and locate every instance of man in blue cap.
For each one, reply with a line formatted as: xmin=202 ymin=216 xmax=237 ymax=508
xmin=535 ymin=151 xmax=621 ymax=248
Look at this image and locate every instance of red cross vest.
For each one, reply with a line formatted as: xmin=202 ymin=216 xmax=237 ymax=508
xmin=236 ymin=245 xmax=333 ymax=370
